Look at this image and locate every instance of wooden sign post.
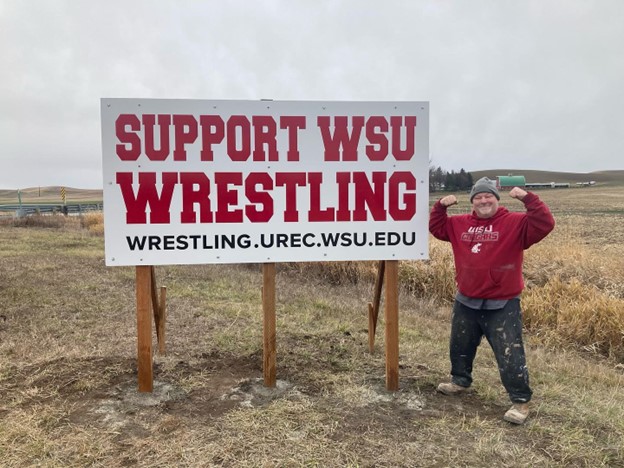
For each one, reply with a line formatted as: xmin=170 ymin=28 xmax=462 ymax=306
xmin=135 ymin=265 xmax=167 ymax=392
xmin=384 ymin=260 xmax=399 ymax=391
xmin=367 ymin=260 xmax=400 ymax=391
xmin=262 ymin=263 xmax=277 ymax=387
xmin=368 ymin=260 xmax=386 ymax=353
xmin=136 ymin=266 xmax=153 ymax=392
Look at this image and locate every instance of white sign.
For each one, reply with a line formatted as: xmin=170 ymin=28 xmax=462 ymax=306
xmin=101 ymin=99 xmax=429 ymax=266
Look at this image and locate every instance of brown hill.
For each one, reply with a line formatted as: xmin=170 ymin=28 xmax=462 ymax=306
xmin=0 ymin=187 xmax=103 ymax=205
xmin=470 ymin=169 xmax=624 ymax=186
xmin=1 ymin=170 xmax=622 ymax=204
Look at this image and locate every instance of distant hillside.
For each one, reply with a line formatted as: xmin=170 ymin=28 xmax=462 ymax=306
xmin=470 ymin=169 xmax=624 ymax=186
xmin=1 ymin=170 xmax=622 ymax=204
xmin=0 ymin=187 xmax=103 ymax=205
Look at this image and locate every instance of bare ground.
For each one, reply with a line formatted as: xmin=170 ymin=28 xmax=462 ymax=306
xmin=1 ymin=347 xmax=530 ymax=467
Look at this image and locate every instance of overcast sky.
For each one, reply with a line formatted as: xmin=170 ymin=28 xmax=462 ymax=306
xmin=1 ymin=0 xmax=623 ymax=189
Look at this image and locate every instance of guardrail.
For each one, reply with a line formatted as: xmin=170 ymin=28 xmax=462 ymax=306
xmin=0 ymin=203 xmax=103 ymax=216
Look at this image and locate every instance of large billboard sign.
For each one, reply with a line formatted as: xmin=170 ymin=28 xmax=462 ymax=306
xmin=101 ymin=99 xmax=429 ymax=266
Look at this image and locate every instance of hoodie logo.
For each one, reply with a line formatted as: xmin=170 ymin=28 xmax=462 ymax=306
xmin=461 ymin=225 xmax=499 ymax=242
xmin=471 ymin=243 xmax=482 ymax=254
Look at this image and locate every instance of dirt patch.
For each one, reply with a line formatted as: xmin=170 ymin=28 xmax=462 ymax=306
xmin=3 ymin=351 xmax=511 ymax=444
xmin=62 ymin=360 xmax=508 ymax=441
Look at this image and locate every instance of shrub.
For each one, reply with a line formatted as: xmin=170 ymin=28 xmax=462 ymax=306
xmin=80 ymin=212 xmax=104 ymax=236
xmin=7 ymin=213 xmax=80 ymax=229
xmin=400 ymin=239 xmax=455 ymax=304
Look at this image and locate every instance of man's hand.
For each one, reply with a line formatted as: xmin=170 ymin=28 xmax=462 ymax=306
xmin=440 ymin=195 xmax=458 ymax=207
xmin=509 ymin=187 xmax=528 ymax=200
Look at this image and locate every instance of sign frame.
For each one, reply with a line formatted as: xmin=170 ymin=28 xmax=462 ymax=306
xmin=101 ymin=99 xmax=429 ymax=266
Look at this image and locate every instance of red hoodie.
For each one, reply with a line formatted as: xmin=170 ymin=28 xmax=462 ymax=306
xmin=429 ymin=192 xmax=555 ymax=299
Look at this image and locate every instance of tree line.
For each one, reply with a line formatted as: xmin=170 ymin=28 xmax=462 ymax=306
xmin=429 ymin=166 xmax=474 ymax=192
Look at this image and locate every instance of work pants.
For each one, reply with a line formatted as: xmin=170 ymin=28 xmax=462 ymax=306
xmin=449 ymin=298 xmax=532 ymax=403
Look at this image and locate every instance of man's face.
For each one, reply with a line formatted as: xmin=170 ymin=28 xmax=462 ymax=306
xmin=472 ymin=192 xmax=499 ymax=219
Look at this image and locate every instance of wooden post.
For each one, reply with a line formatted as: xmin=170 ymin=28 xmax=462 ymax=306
xmin=262 ymin=263 xmax=276 ymax=387
xmin=150 ymin=266 xmax=167 ymax=355
xmin=385 ymin=260 xmax=399 ymax=391
xmin=368 ymin=260 xmax=386 ymax=352
xmin=158 ymin=286 xmax=167 ymax=355
xmin=136 ymin=266 xmax=153 ymax=392
xmin=150 ymin=267 xmax=161 ymax=350
xmin=149 ymin=267 xmax=166 ymax=355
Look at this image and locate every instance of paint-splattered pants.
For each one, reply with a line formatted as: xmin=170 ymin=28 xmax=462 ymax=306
xmin=449 ymin=298 xmax=532 ymax=403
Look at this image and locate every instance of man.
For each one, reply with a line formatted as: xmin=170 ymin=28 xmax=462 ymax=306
xmin=429 ymin=176 xmax=555 ymax=425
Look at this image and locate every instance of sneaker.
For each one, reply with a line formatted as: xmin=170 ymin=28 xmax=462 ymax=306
xmin=503 ymin=403 xmax=530 ymax=425
xmin=436 ymin=382 xmax=468 ymax=395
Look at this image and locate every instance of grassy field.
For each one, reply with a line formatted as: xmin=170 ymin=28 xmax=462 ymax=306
xmin=0 ymin=184 xmax=623 ymax=466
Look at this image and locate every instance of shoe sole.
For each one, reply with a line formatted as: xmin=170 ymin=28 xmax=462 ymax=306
xmin=436 ymin=385 xmax=468 ymax=396
xmin=503 ymin=410 xmax=529 ymax=425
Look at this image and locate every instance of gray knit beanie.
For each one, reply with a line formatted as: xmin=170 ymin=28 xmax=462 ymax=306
xmin=469 ymin=177 xmax=500 ymax=202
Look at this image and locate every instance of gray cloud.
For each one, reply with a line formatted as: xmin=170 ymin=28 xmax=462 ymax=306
xmin=1 ymin=0 xmax=622 ymax=188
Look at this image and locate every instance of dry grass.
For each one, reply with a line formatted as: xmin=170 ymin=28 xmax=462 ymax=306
xmin=80 ymin=212 xmax=104 ymax=236
xmin=400 ymin=241 xmax=456 ymax=304
xmin=0 ymin=185 xmax=623 ymax=466
xmin=0 ymin=212 xmax=105 ymax=236
xmin=523 ymin=278 xmax=624 ymax=358
xmin=3 ymin=213 xmax=83 ymax=230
